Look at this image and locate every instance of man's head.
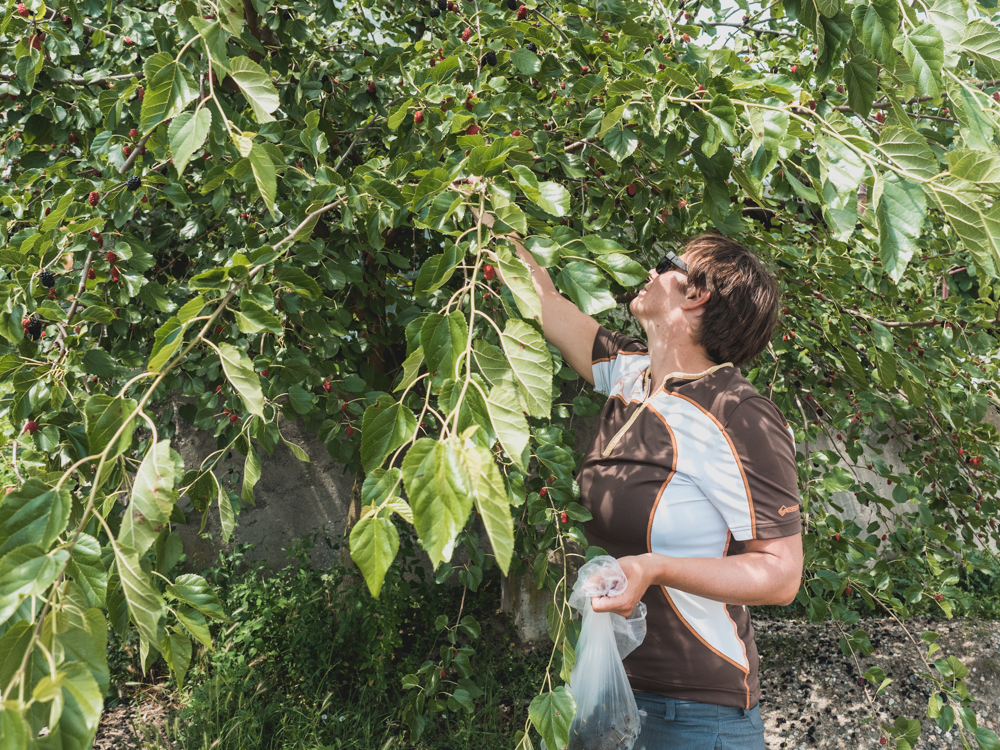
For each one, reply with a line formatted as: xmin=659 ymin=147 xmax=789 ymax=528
xmin=630 ymin=234 xmax=780 ymax=367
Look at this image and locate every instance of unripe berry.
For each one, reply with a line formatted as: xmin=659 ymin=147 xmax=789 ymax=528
xmin=414 ymin=110 xmax=424 ymax=124
xmin=129 ymin=128 xmax=138 ymax=138
xmin=466 ymin=123 xmax=479 ymax=135
xmin=23 ymin=420 xmax=38 ymax=435
xmin=517 ymin=4 xmax=527 ymax=19
xmin=16 ymin=3 xmax=29 ymax=17
xmin=483 ymin=264 xmax=495 ymax=281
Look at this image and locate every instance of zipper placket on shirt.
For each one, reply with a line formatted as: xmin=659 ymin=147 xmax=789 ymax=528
xmin=600 ymin=362 xmax=734 ymax=458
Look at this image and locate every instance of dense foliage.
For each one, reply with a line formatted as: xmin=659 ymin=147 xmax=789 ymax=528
xmin=1 ymin=0 xmax=1000 ymax=745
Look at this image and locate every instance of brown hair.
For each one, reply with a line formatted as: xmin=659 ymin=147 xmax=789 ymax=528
xmin=681 ymin=234 xmax=779 ymax=367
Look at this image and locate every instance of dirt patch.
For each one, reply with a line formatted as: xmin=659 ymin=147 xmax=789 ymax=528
xmin=756 ymin=616 xmax=1000 ymax=749
xmin=94 ymin=688 xmax=178 ymax=750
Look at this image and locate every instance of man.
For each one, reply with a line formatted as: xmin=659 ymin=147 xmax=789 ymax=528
xmin=479 ymin=213 xmax=802 ymax=749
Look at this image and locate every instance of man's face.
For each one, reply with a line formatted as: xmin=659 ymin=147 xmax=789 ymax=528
xmin=629 ymin=261 xmax=689 ymax=330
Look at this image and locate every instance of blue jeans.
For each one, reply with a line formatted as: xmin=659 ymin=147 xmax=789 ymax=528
xmin=632 ymin=692 xmax=765 ymax=750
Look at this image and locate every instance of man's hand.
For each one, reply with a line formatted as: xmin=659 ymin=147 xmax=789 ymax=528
xmin=590 ymin=554 xmax=653 ymax=617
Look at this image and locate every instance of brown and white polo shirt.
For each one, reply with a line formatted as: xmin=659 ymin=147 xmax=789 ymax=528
xmin=578 ymin=326 xmax=801 ymax=709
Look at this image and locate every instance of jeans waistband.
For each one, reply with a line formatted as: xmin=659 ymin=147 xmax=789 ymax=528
xmin=633 ymin=691 xmax=758 ymax=721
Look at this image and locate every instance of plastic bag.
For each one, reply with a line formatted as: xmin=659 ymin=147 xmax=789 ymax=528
xmin=564 ymin=556 xmax=647 ymax=750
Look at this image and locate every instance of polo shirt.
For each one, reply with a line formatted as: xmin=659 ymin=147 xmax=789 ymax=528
xmin=577 ymin=326 xmax=801 ymax=709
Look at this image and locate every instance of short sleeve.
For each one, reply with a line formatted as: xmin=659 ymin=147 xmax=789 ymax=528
xmin=723 ymin=397 xmax=801 ymax=539
xmin=591 ymin=326 xmax=648 ymax=395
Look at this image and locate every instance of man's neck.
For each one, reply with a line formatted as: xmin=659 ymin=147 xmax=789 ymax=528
xmin=646 ymin=340 xmax=720 ymax=391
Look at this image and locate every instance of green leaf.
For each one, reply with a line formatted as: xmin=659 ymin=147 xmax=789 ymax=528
xmin=0 ymin=479 xmax=71 ymax=557
xmin=974 ymin=728 xmax=1000 ymax=750
xmin=162 ymin=630 xmax=193 ymax=688
xmin=535 ymin=182 xmax=572 ymax=217
xmin=878 ymin=126 xmax=937 ymax=180
xmin=500 ymin=319 xmax=553 ymax=418
xmin=0 ymin=706 xmax=30 ymax=749
xmin=898 ymin=24 xmax=943 ymax=99
xmin=959 ymin=20 xmax=1000 ymax=77
xmin=528 ymin=686 xmax=576 ymax=750
xmin=349 ymin=515 xmax=400 ymax=597
xmin=118 ymin=441 xmax=180 ymax=557
xmin=148 ymin=317 xmax=184 ymax=372
xmin=84 ymin=394 xmax=137 ymax=463
xmin=0 ymin=545 xmax=68 ymax=626
xmin=931 ymin=179 xmax=1000 ymax=275
xmin=556 ymin=261 xmax=617 ymax=315
xmin=388 ymin=98 xmax=413 ymax=130
xmin=874 ymin=172 xmax=927 ymax=283
xmin=361 ymin=398 xmax=418 ymax=472
xmin=844 ymin=55 xmax=878 ymax=119
xmin=361 ymin=467 xmax=404 ymax=508
xmin=175 ymin=605 xmax=213 ymax=648
xmin=468 ymin=443 xmax=514 ymax=575
xmin=65 ymin=533 xmax=108 ymax=607
xmin=218 ymin=342 xmax=265 ymax=418
xmin=947 ymin=149 xmax=1000 ymax=188
xmin=236 ymin=298 xmax=283 ymax=334
xmin=595 ymin=252 xmax=647 ymax=287
xmin=275 ymin=266 xmax=321 ymax=300
xmin=402 ymin=438 xmax=474 ymax=567
xmin=82 ymin=349 xmax=118 ymax=378
xmin=229 ymin=56 xmax=280 ymax=123
xmin=394 ymin=346 xmax=425 ymax=393
xmin=497 ymin=246 xmax=542 ymax=323
xmin=166 ymin=573 xmax=227 ymax=621
xmin=414 ymin=245 xmax=461 ymax=296
xmin=421 ymin=311 xmax=468 ymax=381
xmin=928 ymin=0 xmax=966 ymax=65
xmin=603 ymin=127 xmax=639 ymax=162
xmin=510 ymin=48 xmax=541 ymax=75
xmin=473 ymin=339 xmax=511 ymax=386
xmin=567 ymin=235 xmax=628 ymax=255
xmin=486 ymin=375 xmax=530 ymax=472
xmin=140 ymin=52 xmax=199 ymax=132
xmin=852 ymin=0 xmax=899 ymax=66
xmin=249 ymin=143 xmax=277 ymax=215
xmin=41 ymin=193 xmax=73 ymax=233
xmin=114 ymin=544 xmax=167 ymax=647
xmin=818 ymin=135 xmax=867 ymax=241
xmin=168 ymin=109 xmax=213 ymax=177
xmin=241 ymin=448 xmax=260 ymax=506
xmin=217 ymin=477 xmax=235 ymax=543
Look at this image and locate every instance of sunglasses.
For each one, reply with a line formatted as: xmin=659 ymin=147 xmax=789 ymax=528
xmin=655 ymin=251 xmax=689 ymax=275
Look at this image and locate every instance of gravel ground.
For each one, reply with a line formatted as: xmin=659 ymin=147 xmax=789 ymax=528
xmin=94 ymin=616 xmax=1000 ymax=749
xmin=756 ymin=616 xmax=1000 ymax=749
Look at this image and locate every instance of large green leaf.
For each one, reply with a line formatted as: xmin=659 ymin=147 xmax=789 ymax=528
xmin=401 ymin=438 xmax=474 ymax=567
xmin=946 ymin=149 xmax=1000 ymax=189
xmin=486 ymin=374 xmax=530 ymax=472
xmin=162 ymin=629 xmax=193 ymax=688
xmin=928 ymin=0 xmax=966 ymax=66
xmin=118 ymin=441 xmax=180 ymax=556
xmin=959 ymin=20 xmax=1000 ymax=77
xmin=595 ymin=252 xmax=647 ymax=287
xmin=139 ymin=52 xmax=199 ymax=132
xmin=114 ymin=544 xmax=166 ymax=648
xmin=349 ymin=514 xmax=400 ymax=597
xmin=529 ymin=686 xmax=576 ymax=750
xmin=65 ymin=533 xmax=108 ymax=607
xmin=469 ymin=443 xmax=514 ymax=575
xmin=248 ymin=143 xmax=277 ymax=215
xmin=947 ymin=80 xmax=998 ymax=152
xmin=168 ymin=109 xmax=213 ymax=177
xmin=875 ymin=173 xmax=927 ymax=284
xmin=241 ymin=447 xmax=261 ymax=506
xmin=499 ymin=319 xmax=553 ymax=418
xmin=511 ymin=166 xmax=571 ymax=216
xmin=414 ymin=245 xmax=461 ymax=296
xmin=852 ymin=0 xmax=899 ymax=66
xmin=217 ymin=0 xmax=244 ymax=36
xmin=421 ymin=311 xmax=468 ymax=381
xmin=897 ymin=25 xmax=943 ymax=99
xmin=0 ymin=479 xmax=70 ymax=557
xmin=229 ymin=56 xmax=280 ymax=123
xmin=818 ymin=135 xmax=868 ymax=240
xmin=603 ymin=127 xmax=639 ymax=162
xmin=0 ymin=545 xmax=68 ymax=627
xmin=361 ymin=398 xmax=418 ymax=472
xmin=844 ymin=54 xmax=878 ymax=119
xmin=218 ymin=342 xmax=265 ymax=418
xmin=473 ymin=339 xmax=511 ymax=386
xmin=877 ymin=126 xmax=937 ymax=180
xmin=41 ymin=192 xmax=73 ymax=234
xmin=931 ymin=179 xmax=1000 ymax=275
xmin=496 ymin=246 xmax=542 ymax=323
xmin=84 ymin=394 xmax=137 ymax=462
xmin=556 ymin=261 xmax=617 ymax=315
xmin=166 ymin=574 xmax=226 ymax=621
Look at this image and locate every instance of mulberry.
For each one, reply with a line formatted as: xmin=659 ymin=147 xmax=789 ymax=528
xmin=126 ymin=175 xmax=141 ymax=191
xmin=24 ymin=316 xmax=42 ymax=340
xmin=483 ymin=50 xmax=497 ymax=66
xmin=88 ymin=191 xmax=100 ymax=207
xmin=40 ymin=271 xmax=55 ymax=288
xmin=526 ymin=42 xmax=537 ymax=53
xmin=429 ymin=6 xmax=439 ymax=15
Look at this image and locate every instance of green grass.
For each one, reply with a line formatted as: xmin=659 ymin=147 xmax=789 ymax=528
xmin=113 ymin=535 xmax=550 ymax=750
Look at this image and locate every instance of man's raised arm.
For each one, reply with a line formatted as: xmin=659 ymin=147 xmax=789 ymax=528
xmin=476 ymin=209 xmax=600 ymax=386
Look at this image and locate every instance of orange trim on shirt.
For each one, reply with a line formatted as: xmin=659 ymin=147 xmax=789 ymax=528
xmin=667 ymin=392 xmax=756 ymax=538
xmin=644 ymin=407 xmax=677 ymax=552
xmin=722 ymin=532 xmax=751 ymax=709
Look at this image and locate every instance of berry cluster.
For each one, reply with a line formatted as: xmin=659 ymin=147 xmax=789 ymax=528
xmin=39 ymin=270 xmax=55 ymax=288
xmin=126 ymin=175 xmax=141 ymax=191
xmin=22 ymin=315 xmax=42 ymax=340
xmin=482 ymin=50 xmax=497 ymax=66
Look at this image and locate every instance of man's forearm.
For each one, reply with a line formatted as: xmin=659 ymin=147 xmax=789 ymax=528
xmin=641 ymin=551 xmax=799 ymax=607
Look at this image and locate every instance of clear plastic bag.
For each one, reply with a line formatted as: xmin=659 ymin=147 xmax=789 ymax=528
xmin=563 ymin=556 xmax=647 ymax=750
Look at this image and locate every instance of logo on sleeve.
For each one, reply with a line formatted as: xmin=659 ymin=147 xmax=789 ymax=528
xmin=778 ymin=504 xmax=800 ymax=517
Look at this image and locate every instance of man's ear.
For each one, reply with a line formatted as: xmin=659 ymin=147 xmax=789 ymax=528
xmin=681 ymin=286 xmax=710 ymax=309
